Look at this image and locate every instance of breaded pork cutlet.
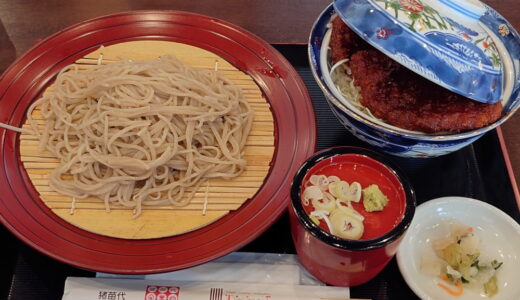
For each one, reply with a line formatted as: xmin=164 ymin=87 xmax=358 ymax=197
xmin=330 ymin=18 xmax=502 ymax=133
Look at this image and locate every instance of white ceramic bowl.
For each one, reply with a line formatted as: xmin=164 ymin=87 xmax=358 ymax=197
xmin=397 ymin=197 xmax=520 ymax=300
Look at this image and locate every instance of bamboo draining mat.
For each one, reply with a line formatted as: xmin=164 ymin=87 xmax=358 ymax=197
xmin=19 ymin=41 xmax=275 ymax=239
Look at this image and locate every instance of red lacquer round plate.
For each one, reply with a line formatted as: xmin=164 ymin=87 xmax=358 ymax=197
xmin=0 ymin=11 xmax=316 ymax=273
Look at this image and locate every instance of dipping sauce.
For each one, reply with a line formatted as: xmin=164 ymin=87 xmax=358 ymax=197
xmin=300 ymin=153 xmax=406 ymax=240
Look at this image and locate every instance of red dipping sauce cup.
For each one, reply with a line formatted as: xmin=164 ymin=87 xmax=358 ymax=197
xmin=289 ymin=146 xmax=415 ymax=286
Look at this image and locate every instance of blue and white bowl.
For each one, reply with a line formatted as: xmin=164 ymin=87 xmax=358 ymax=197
xmin=333 ymin=0 xmax=520 ymax=104
xmin=309 ymin=3 xmax=520 ymax=158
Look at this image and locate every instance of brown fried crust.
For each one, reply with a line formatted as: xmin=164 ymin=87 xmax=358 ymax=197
xmin=330 ymin=17 xmax=369 ymax=63
xmin=330 ymin=17 xmax=502 ymax=133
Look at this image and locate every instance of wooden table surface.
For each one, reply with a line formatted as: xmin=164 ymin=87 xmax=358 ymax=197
xmin=0 ymin=0 xmax=518 ymax=194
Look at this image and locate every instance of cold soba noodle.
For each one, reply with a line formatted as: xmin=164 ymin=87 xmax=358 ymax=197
xmin=15 ymin=55 xmax=253 ymax=216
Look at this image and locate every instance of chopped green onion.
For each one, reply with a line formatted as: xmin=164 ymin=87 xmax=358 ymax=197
xmin=491 ymin=260 xmax=503 ymax=270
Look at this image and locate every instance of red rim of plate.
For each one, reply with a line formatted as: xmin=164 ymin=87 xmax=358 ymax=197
xmin=0 ymin=10 xmax=317 ymax=274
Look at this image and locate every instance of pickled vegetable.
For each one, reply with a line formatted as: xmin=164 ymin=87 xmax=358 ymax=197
xmin=484 ymin=275 xmax=498 ymax=297
xmin=421 ymin=221 xmax=503 ymax=297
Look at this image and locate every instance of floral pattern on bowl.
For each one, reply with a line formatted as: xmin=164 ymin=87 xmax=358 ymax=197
xmin=333 ymin=0 xmax=520 ymax=104
xmin=373 ymin=0 xmax=501 ymax=68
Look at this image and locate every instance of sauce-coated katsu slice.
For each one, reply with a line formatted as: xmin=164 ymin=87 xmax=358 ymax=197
xmin=330 ymin=17 xmax=502 ymax=133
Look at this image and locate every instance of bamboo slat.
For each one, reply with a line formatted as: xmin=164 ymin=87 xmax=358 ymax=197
xmin=19 ymin=41 xmax=275 ymax=239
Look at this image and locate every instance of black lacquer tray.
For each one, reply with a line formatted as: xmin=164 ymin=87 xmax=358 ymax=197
xmin=1 ymin=45 xmax=518 ymax=300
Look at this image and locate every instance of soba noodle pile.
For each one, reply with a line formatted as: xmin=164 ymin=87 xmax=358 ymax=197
xmin=25 ymin=55 xmax=253 ymax=216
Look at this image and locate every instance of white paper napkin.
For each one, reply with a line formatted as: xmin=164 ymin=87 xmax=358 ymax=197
xmin=63 ymin=252 xmax=350 ymax=300
xmin=63 ymin=277 xmax=349 ymax=300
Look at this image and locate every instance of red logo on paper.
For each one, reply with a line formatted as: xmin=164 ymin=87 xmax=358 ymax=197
xmin=144 ymin=285 xmax=180 ymax=300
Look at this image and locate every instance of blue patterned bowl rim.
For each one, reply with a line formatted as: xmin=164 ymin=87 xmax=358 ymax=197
xmin=333 ymin=0 xmax=520 ymax=104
